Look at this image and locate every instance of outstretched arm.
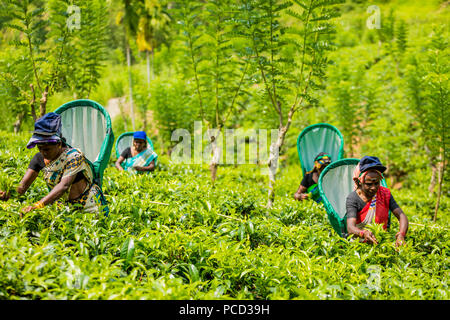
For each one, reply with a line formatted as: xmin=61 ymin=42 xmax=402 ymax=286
xmin=18 ymin=169 xmax=40 ymax=195
xmin=0 ymin=169 xmax=39 ymax=201
xmin=134 ymin=160 xmax=156 ymax=172
xmin=21 ymin=174 xmax=76 ymax=215
xmin=115 ymin=156 xmax=125 ymax=171
xmin=347 ymin=217 xmax=378 ymax=244
xmin=392 ymin=207 xmax=408 ymax=246
xmin=294 ymin=184 xmax=309 ymax=201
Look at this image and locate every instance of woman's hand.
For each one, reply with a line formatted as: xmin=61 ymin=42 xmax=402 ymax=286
xmin=20 ymin=205 xmax=36 ymax=218
xmin=395 ymin=232 xmax=406 ymax=247
xmin=294 ymin=192 xmax=309 ymax=201
xmin=362 ymin=230 xmax=378 ymax=244
xmin=0 ymin=190 xmax=10 ymax=201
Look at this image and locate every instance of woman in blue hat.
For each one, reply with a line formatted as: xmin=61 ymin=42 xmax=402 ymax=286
xmin=346 ymin=156 xmax=408 ymax=246
xmin=0 ymin=113 xmax=109 ymax=216
xmin=114 ymin=131 xmax=158 ymax=173
xmin=294 ymin=152 xmax=332 ymax=203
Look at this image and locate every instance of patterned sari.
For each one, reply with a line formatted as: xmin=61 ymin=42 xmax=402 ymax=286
xmin=122 ymin=147 xmax=158 ymax=174
xmin=352 ymin=164 xmax=389 ymax=229
xmin=41 ymin=148 xmax=109 ymax=216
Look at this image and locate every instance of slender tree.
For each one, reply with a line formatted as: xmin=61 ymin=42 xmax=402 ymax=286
xmin=1 ymin=0 xmax=68 ymax=127
xmin=0 ymin=0 xmax=109 ymax=132
xmin=237 ymin=0 xmax=343 ymax=207
xmin=67 ymin=0 xmax=109 ymax=99
xmin=174 ymin=0 xmax=250 ymax=183
xmin=135 ymin=0 xmax=171 ymax=130
xmin=115 ymin=0 xmax=140 ymax=130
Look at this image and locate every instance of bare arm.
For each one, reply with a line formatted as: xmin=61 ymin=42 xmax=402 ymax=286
xmin=41 ymin=174 xmax=76 ymax=205
xmin=347 ymin=217 xmax=378 ymax=244
xmin=18 ymin=169 xmax=40 ymax=195
xmin=21 ymin=174 xmax=76 ymax=215
xmin=294 ymin=184 xmax=309 ymax=201
xmin=115 ymin=156 xmax=125 ymax=171
xmin=135 ymin=160 xmax=156 ymax=172
xmin=1 ymin=169 xmax=39 ymax=200
xmin=392 ymin=207 xmax=408 ymax=246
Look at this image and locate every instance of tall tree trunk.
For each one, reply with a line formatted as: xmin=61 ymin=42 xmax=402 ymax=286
xmin=29 ymin=84 xmax=37 ymax=122
xmin=266 ymin=104 xmax=296 ymax=207
xmin=126 ymin=42 xmax=135 ymax=131
xmin=209 ymin=130 xmax=221 ymax=184
xmin=267 ymin=127 xmax=286 ymax=208
xmin=424 ymin=145 xmax=437 ymax=193
xmin=143 ymin=49 xmax=152 ymax=131
xmin=429 ymin=163 xmax=437 ymax=194
xmin=39 ymin=85 xmax=49 ymax=117
xmin=146 ymin=50 xmax=151 ymax=90
xmin=433 ymin=159 xmax=445 ymax=222
xmin=266 ymin=146 xmax=278 ymax=208
xmin=13 ymin=112 xmax=25 ymax=133
xmin=119 ymin=97 xmax=128 ymax=131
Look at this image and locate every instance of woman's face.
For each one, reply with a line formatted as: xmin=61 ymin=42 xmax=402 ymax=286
xmin=316 ymin=159 xmax=330 ymax=173
xmin=318 ymin=162 xmax=330 ymax=173
xmin=361 ymin=171 xmax=381 ymax=198
xmin=37 ymin=143 xmax=62 ymax=161
xmin=133 ymin=139 xmax=147 ymax=152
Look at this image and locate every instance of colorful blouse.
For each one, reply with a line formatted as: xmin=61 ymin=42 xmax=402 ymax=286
xmin=35 ymin=148 xmax=108 ymax=215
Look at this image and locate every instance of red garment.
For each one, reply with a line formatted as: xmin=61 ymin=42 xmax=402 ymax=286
xmin=356 ymin=186 xmax=391 ymax=229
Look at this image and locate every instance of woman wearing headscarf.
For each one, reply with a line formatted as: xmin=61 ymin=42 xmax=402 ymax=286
xmin=346 ymin=156 xmax=408 ymax=246
xmin=0 ymin=112 xmax=109 ymax=216
xmin=294 ymin=152 xmax=332 ymax=203
xmin=115 ymin=131 xmax=157 ymax=174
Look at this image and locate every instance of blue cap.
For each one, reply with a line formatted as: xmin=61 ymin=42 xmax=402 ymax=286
xmin=32 ymin=112 xmax=61 ymax=136
xmin=133 ymin=131 xmax=147 ymax=141
xmin=359 ymin=156 xmax=386 ymax=174
xmin=26 ymin=112 xmax=62 ymax=149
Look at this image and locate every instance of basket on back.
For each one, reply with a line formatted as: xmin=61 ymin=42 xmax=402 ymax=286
xmin=318 ymin=158 xmax=391 ymax=237
xmin=54 ymin=99 xmax=114 ymax=188
xmin=297 ymin=123 xmax=344 ymax=176
xmin=115 ymin=132 xmax=157 ymax=167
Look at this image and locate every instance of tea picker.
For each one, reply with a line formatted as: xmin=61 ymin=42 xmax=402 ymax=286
xmin=0 ymin=100 xmax=114 ymax=217
xmin=294 ymin=123 xmax=344 ymax=202
xmin=114 ymin=131 xmax=158 ymax=174
xmin=318 ymin=156 xmax=409 ymax=247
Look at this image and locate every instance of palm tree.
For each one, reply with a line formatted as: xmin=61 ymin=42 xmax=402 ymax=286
xmin=136 ymin=0 xmax=171 ymax=130
xmin=115 ymin=0 xmax=140 ymax=130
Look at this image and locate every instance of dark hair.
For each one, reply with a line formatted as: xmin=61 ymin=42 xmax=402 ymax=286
xmin=134 ymin=138 xmax=147 ymax=145
xmin=314 ymin=152 xmax=331 ymax=162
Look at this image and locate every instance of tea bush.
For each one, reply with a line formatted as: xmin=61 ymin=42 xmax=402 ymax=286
xmin=0 ymin=131 xmax=448 ymax=300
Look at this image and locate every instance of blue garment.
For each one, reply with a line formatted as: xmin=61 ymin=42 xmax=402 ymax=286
xmin=359 ymin=156 xmax=386 ymax=174
xmin=33 ymin=112 xmax=61 ymax=135
xmin=27 ymin=112 xmax=63 ymax=149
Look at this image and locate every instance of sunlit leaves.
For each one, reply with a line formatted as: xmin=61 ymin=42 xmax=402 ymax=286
xmin=0 ymin=131 xmax=448 ymax=299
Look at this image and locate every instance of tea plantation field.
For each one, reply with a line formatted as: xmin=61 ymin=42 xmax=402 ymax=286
xmin=0 ymin=132 xmax=448 ymax=300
